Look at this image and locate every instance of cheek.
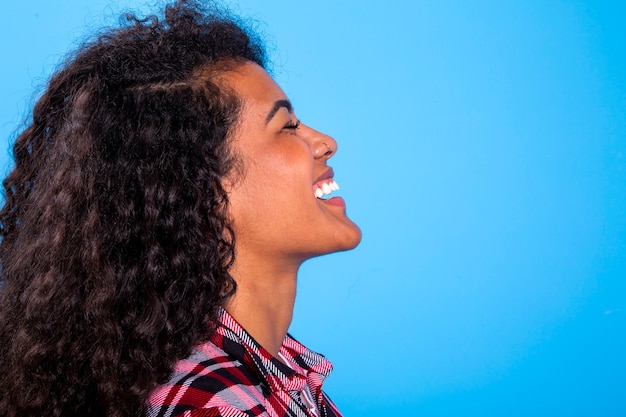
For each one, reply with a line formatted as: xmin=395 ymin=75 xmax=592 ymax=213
xmin=226 ymin=160 xmax=286 ymax=227
xmin=227 ymin=139 xmax=315 ymax=219
xmin=252 ymin=143 xmax=314 ymax=192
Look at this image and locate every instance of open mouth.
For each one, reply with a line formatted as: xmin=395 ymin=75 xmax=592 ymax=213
xmin=313 ymin=178 xmax=339 ymax=200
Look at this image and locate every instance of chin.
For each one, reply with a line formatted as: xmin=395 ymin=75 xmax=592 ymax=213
xmin=333 ymin=223 xmax=363 ymax=253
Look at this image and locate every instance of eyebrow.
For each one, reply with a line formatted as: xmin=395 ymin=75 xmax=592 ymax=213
xmin=265 ymin=99 xmax=293 ymax=124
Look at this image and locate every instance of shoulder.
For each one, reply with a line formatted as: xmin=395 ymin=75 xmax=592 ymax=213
xmin=147 ymin=341 xmax=268 ymax=417
xmin=171 ymin=406 xmax=262 ymax=417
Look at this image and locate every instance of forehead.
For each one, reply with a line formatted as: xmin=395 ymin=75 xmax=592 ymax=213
xmin=220 ymin=62 xmax=287 ymax=110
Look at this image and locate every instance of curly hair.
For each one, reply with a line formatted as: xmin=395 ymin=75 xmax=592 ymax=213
xmin=0 ymin=1 xmax=265 ymax=416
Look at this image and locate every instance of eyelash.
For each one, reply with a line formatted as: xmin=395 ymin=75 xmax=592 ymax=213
xmin=284 ymin=120 xmax=301 ymax=130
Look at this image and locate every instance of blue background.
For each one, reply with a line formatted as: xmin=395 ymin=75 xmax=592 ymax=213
xmin=1 ymin=1 xmax=625 ymax=415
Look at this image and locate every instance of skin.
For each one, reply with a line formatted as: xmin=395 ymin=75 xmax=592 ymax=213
xmin=221 ymin=61 xmax=362 ymax=357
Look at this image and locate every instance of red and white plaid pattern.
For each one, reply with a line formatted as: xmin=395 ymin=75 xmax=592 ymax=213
xmin=147 ymin=309 xmax=343 ymax=417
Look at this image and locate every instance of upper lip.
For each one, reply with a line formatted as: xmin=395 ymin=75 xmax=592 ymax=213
xmin=314 ymin=167 xmax=334 ymax=184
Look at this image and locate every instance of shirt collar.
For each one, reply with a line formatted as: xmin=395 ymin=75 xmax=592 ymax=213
xmin=211 ymin=307 xmax=333 ymax=395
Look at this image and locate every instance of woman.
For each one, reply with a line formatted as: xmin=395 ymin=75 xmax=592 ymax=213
xmin=0 ymin=1 xmax=361 ymax=417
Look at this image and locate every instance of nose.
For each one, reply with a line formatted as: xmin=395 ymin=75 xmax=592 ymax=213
xmin=307 ymin=126 xmax=338 ymax=160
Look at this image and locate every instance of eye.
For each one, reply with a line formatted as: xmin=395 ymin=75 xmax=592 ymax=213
xmin=283 ymin=119 xmax=301 ymax=131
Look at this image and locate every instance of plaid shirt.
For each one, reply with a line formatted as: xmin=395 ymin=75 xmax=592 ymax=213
xmin=147 ymin=309 xmax=343 ymax=417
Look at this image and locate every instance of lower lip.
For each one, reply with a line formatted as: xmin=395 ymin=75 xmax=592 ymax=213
xmin=322 ymin=196 xmax=346 ymax=208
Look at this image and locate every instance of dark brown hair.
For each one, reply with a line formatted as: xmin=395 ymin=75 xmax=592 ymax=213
xmin=0 ymin=1 xmax=265 ymax=416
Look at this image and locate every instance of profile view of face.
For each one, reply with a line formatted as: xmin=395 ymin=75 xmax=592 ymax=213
xmin=223 ymin=62 xmax=362 ymax=265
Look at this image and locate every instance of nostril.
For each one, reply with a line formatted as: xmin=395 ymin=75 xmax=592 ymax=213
xmin=313 ymin=141 xmax=333 ymax=158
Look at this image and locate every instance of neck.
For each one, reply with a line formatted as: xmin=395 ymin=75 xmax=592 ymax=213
xmin=224 ymin=256 xmax=300 ymax=357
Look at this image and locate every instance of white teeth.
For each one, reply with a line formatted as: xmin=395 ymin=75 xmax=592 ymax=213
xmin=314 ymin=180 xmax=341 ymax=199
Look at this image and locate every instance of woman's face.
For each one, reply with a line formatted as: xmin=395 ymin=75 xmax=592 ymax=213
xmin=222 ymin=62 xmax=361 ymax=265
